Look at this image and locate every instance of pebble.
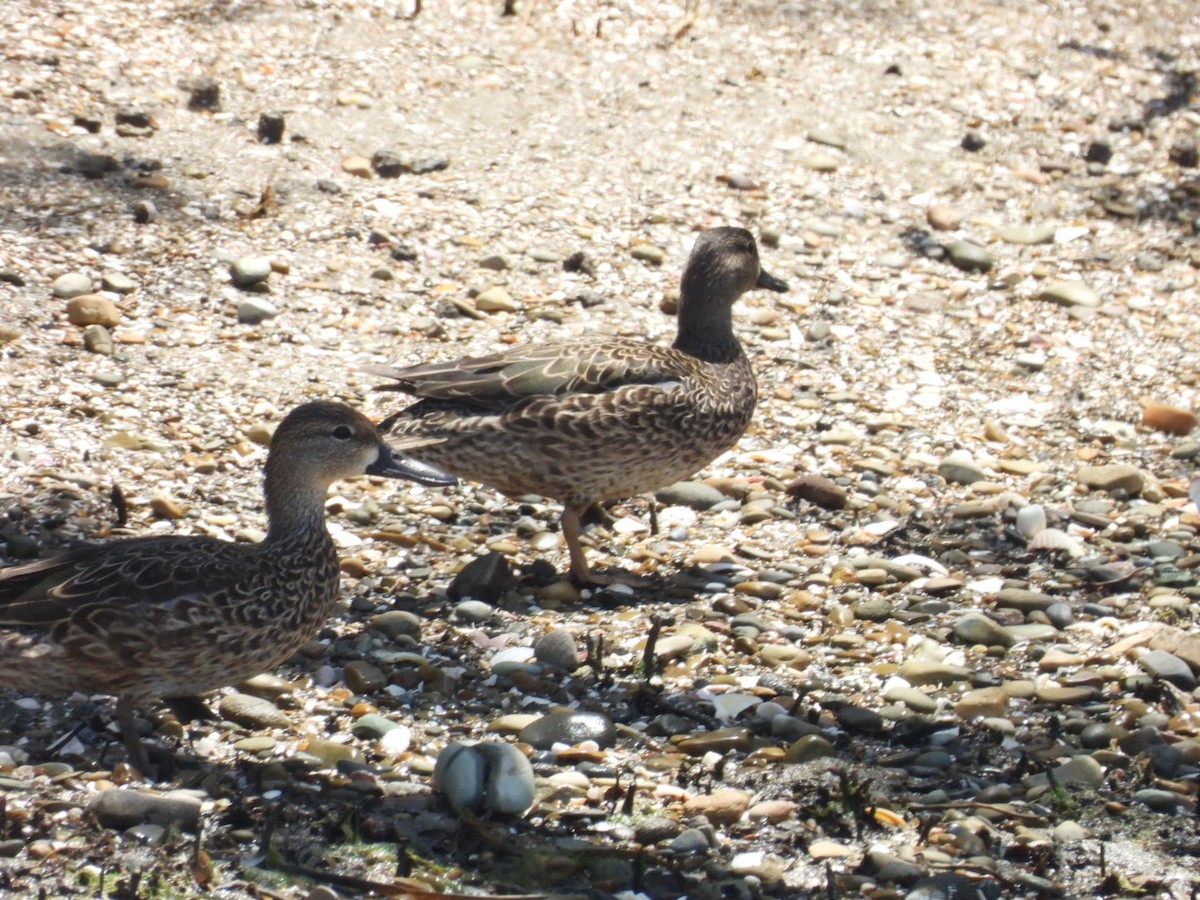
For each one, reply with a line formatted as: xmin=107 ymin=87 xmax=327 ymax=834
xmin=343 ymin=660 xmax=387 ymax=693
xmin=88 ymin=789 xmax=202 ymax=831
xmin=943 ymin=240 xmax=994 ymax=272
xmin=1038 ymin=280 xmax=1100 ymax=308
xmin=1137 ymin=649 xmax=1196 ymax=690
xmin=953 ymin=613 xmax=1015 ymax=648
xmin=368 ymin=609 xmax=422 ymax=640
xmin=83 ymin=324 xmax=114 ymax=355
xmin=1141 ymin=399 xmax=1197 ymax=436
xmin=519 ymin=710 xmax=616 ymax=749
xmin=237 ymin=297 xmax=278 ymax=324
xmin=1023 ymin=755 xmax=1104 ymax=790
xmin=938 ymin=450 xmax=989 ymax=485
xmin=655 ymin=481 xmax=726 ymax=509
xmin=630 ymin=243 xmax=665 ymax=264
xmin=474 ymin=285 xmax=518 ymax=312
xmin=100 ymin=272 xmax=137 ymax=294
xmin=1076 ymin=463 xmax=1145 ymax=494
xmin=229 ymin=256 xmax=273 ymax=288
xmin=785 ymin=734 xmax=836 ymax=763
xmin=785 ymin=474 xmax=847 ymax=509
xmin=51 ymin=272 xmax=93 ymax=298
xmin=926 ymin=204 xmax=962 ymax=230
xmin=66 ymin=294 xmax=121 ymax=327
xmin=219 ymin=693 xmax=290 ymax=729
xmin=683 ymin=789 xmax=750 ymax=825
xmin=435 ymin=741 xmax=536 ymax=815
xmin=997 ymin=223 xmax=1055 ymax=244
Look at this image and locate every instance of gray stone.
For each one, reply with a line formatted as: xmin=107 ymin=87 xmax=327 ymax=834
xmin=218 ymin=692 xmax=290 ymax=729
xmin=519 ymin=710 xmax=616 ymax=749
xmin=100 ymin=272 xmax=137 ymax=294
xmin=83 ymin=324 xmax=114 ymax=356
xmin=954 ymin=612 xmax=1015 ymax=647
xmin=229 ymin=256 xmax=273 ymax=288
xmin=88 ymin=789 xmax=202 ymax=831
xmin=1138 ymin=649 xmax=1196 ymax=690
xmin=369 ymin=609 xmax=422 ymax=640
xmin=1038 ymin=280 xmax=1100 ymax=308
xmin=995 ymin=588 xmax=1056 ymax=612
xmin=453 ymin=599 xmax=496 ymax=623
xmin=655 ymin=481 xmax=726 ymax=509
xmin=938 ymin=451 xmax=989 ymax=485
xmin=1076 ymin=463 xmax=1145 ymax=494
xmin=943 ymin=240 xmax=994 ymax=272
xmin=630 ymin=243 xmax=665 ymax=265
xmin=997 ymin=224 xmax=1056 ymax=245
xmin=351 ymin=713 xmax=402 ymax=739
xmin=51 ymin=272 xmax=93 ymax=299
xmin=237 ymin=298 xmax=278 ymax=324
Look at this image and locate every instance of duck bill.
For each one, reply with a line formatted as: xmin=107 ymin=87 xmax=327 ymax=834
xmin=756 ymin=268 xmax=790 ymax=293
xmin=368 ymin=443 xmax=457 ymax=486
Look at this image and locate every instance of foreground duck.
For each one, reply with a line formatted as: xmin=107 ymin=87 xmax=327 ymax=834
xmin=0 ymin=401 xmax=454 ymax=771
xmin=367 ymin=226 xmax=788 ymax=585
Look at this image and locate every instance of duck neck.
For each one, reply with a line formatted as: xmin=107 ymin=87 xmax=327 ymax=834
xmin=262 ymin=462 xmax=333 ymax=547
xmin=672 ymin=297 xmax=742 ymax=363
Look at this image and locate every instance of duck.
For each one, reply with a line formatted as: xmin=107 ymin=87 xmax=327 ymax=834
xmin=0 ymin=401 xmax=455 ymax=772
xmin=365 ymin=226 xmax=788 ymax=585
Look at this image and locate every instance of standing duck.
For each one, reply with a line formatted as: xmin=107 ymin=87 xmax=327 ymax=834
xmin=366 ymin=226 xmax=788 ymax=585
xmin=0 ymin=401 xmax=454 ymax=772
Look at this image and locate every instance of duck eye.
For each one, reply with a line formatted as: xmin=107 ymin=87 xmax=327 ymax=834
xmin=333 ymin=425 xmax=353 ymax=440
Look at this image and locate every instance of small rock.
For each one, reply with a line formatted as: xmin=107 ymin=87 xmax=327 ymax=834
xmin=237 ymin=298 xmax=278 ymax=325
xmin=785 ymin=474 xmax=847 ymax=509
xmin=448 ymin=552 xmax=514 ymax=603
xmin=655 ymin=481 xmax=726 ymax=509
xmin=630 ymin=243 xmax=665 ymax=265
xmin=683 ymin=789 xmax=750 ymax=825
xmin=186 ymin=77 xmax=221 ymax=111
xmin=997 ymin=223 xmax=1055 ymax=245
xmin=1137 ymin=649 xmax=1196 ymax=690
xmin=83 ymin=324 xmax=114 ymax=355
xmin=343 ymin=660 xmax=387 ymax=694
xmin=435 ymin=741 xmax=536 ymax=815
xmin=519 ymin=711 xmax=616 ymax=749
xmin=784 ymin=734 xmax=836 ymax=763
xmin=219 ymin=693 xmax=290 ymax=730
xmin=230 ymin=257 xmax=273 ymax=289
xmin=1077 ymin=463 xmax=1145 ymax=495
xmin=66 ymin=295 xmax=121 ymax=327
xmin=369 ymin=610 xmax=422 ymax=640
xmin=474 ymin=286 xmax=518 ymax=313
xmin=938 ymin=450 xmax=989 ymax=485
xmin=961 ymin=130 xmax=986 ymax=152
xmin=256 ymin=112 xmax=285 ymax=144
xmin=926 ymin=204 xmax=961 ymax=231
xmin=943 ymin=240 xmax=994 ymax=272
xmin=1038 ymin=280 xmax=1100 ymax=308
xmin=342 ymin=156 xmax=373 ymax=178
xmin=88 ymin=789 xmax=202 ymax=831
xmin=954 ymin=613 xmax=1015 ymax=648
xmin=51 ymin=273 xmax=91 ymax=301
xmin=1141 ymin=399 xmax=1196 ymax=436
xmin=1084 ymin=140 xmax=1113 ymax=164
xmin=100 ymin=273 xmax=137 ymax=294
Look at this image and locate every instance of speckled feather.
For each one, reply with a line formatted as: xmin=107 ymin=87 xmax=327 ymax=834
xmin=368 ymin=227 xmax=788 ymax=582
xmin=0 ymin=401 xmax=453 ymax=764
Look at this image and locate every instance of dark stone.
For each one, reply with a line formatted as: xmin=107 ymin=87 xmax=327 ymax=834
xmin=257 ymin=112 xmax=286 ymax=144
xmin=76 ymin=153 xmax=119 ymax=179
xmin=115 ymin=110 xmax=154 ymax=129
xmin=563 ymin=251 xmax=597 ymax=277
xmin=133 ymin=201 xmax=157 ymax=224
xmin=884 ymin=63 xmax=902 ymax=75
xmin=371 ymin=151 xmax=406 ymax=178
xmin=447 ymin=552 xmax=515 ymax=603
xmin=1169 ymin=142 xmax=1198 ymax=168
xmin=961 ymin=130 xmax=986 ymax=152
xmin=72 ymin=114 xmax=101 ymax=133
xmin=519 ymin=710 xmax=617 ymax=749
xmin=186 ymin=77 xmax=221 ymax=111
xmin=1084 ymin=140 xmax=1113 ymax=164
xmin=88 ymin=789 xmax=201 ymax=832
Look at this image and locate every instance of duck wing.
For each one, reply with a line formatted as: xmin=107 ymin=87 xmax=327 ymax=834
xmin=365 ymin=339 xmax=691 ymax=411
xmin=0 ymin=535 xmax=263 ymax=627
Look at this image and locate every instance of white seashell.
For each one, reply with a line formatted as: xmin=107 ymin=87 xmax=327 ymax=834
xmin=1016 ymin=504 xmax=1047 ymax=541
xmin=709 ymin=692 xmax=762 ymax=722
xmin=1028 ymin=527 xmax=1085 ymax=558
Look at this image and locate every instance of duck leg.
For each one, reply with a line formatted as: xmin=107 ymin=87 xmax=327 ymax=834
xmin=116 ymin=696 xmax=152 ymax=775
xmin=560 ymin=506 xmax=651 ymax=588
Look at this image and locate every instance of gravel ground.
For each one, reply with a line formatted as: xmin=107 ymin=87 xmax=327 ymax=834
xmin=2 ymin=0 xmax=1200 ymax=897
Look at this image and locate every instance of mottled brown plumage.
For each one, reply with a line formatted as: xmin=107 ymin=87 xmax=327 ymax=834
xmin=0 ymin=401 xmax=453 ymax=772
xmin=367 ymin=227 xmax=788 ymax=584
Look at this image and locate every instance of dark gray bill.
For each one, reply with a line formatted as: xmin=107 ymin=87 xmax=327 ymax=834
xmin=757 ymin=268 xmax=790 ymax=293
xmin=368 ymin=443 xmax=457 ymax=486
